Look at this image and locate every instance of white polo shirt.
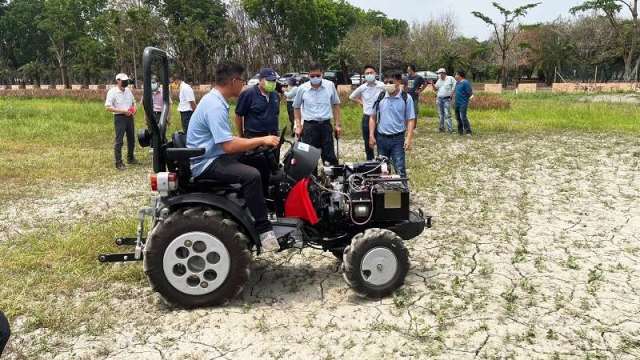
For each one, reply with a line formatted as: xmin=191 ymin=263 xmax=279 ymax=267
xmin=435 ymin=76 xmax=456 ymax=98
xmin=349 ymin=80 xmax=385 ymax=115
xmin=178 ymin=82 xmax=196 ymax=112
xmin=104 ymin=87 xmax=135 ymax=111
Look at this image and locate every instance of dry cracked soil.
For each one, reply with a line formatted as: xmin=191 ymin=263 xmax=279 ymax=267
xmin=2 ymin=133 xmax=640 ymax=359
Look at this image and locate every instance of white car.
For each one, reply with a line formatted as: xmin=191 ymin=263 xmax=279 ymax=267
xmin=350 ymin=73 xmax=361 ymax=86
xmin=417 ymin=71 xmax=438 ymax=82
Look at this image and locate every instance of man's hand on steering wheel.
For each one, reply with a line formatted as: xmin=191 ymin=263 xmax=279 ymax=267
xmin=261 ymin=135 xmax=280 ymax=148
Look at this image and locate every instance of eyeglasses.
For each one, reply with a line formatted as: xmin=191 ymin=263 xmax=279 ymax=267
xmin=308 ymin=74 xmax=322 ymax=78
xmin=384 ymin=80 xmax=396 ymax=85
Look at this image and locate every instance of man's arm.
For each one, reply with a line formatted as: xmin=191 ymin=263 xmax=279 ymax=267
xmin=332 ymin=104 xmax=342 ymax=137
xmin=349 ymin=85 xmax=364 ymax=105
xmin=221 ymin=136 xmax=278 ymax=154
xmin=293 ymin=87 xmax=304 ymax=137
xmin=190 ymin=100 xmax=197 ymax=111
xmin=234 ymin=115 xmax=245 ymax=137
xmin=368 ymin=113 xmax=377 ymax=149
xmin=405 ymin=119 xmax=416 ymax=150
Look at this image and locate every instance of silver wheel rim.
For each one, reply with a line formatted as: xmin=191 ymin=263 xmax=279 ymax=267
xmin=163 ymin=231 xmax=231 ymax=296
xmin=360 ymin=246 xmax=398 ymax=286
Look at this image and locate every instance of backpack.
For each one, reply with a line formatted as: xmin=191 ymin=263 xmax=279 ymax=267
xmin=373 ymin=90 xmax=409 ymax=126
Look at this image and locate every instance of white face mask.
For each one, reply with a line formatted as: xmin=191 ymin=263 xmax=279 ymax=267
xmin=385 ymin=84 xmax=397 ymax=94
xmin=151 ymin=82 xmax=159 ymax=92
xmin=310 ymin=77 xmax=322 ymax=85
xmin=365 ymin=74 xmax=376 ymax=83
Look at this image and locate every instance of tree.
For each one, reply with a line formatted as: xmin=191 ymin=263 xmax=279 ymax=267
xmin=571 ymin=0 xmax=639 ymax=80
xmin=472 ymin=1 xmax=541 ymax=86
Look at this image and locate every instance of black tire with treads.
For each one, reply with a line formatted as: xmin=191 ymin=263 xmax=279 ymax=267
xmin=144 ymin=207 xmax=251 ymax=308
xmin=342 ymin=228 xmax=409 ymax=298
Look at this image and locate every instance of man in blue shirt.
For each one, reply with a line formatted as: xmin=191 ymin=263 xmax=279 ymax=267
xmin=293 ymin=62 xmax=342 ymax=165
xmin=368 ymin=71 xmax=416 ymax=179
xmin=235 ymin=68 xmax=280 ymax=138
xmin=454 ymin=69 xmax=473 ymax=136
xmin=187 ymin=62 xmax=281 ymax=251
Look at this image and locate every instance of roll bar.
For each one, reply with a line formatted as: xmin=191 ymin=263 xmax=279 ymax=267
xmin=142 ymin=47 xmax=171 ymax=172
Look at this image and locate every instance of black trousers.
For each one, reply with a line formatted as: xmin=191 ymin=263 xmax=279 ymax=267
xmin=114 ymin=114 xmax=135 ymax=165
xmin=243 ymin=130 xmax=278 ymax=196
xmin=0 ymin=311 xmax=9 ymax=356
xmin=301 ymin=121 xmax=337 ymax=165
xmin=361 ymin=114 xmax=374 ymax=161
xmin=180 ymin=111 xmax=193 ymax=132
xmin=286 ymin=101 xmax=295 ymax=132
xmin=197 ymin=156 xmax=272 ymax=234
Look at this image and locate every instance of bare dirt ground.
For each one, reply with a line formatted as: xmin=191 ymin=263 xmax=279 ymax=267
xmin=4 ymin=133 xmax=640 ymax=359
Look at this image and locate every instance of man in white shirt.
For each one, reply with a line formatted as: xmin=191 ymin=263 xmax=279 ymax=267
xmin=105 ymin=73 xmax=137 ymax=170
xmin=349 ymin=65 xmax=384 ymax=160
xmin=430 ymin=68 xmax=456 ymax=133
xmin=172 ymin=74 xmax=197 ymax=131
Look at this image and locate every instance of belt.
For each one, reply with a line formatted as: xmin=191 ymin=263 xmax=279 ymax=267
xmin=376 ymin=131 xmax=405 ymax=138
xmin=304 ymin=119 xmax=331 ymax=124
xmin=438 ymin=96 xmax=452 ymax=99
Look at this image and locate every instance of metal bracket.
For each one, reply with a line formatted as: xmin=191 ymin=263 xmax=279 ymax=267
xmin=98 ymin=253 xmax=143 ymax=262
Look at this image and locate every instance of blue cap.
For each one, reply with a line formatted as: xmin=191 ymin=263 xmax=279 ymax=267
xmin=259 ymin=68 xmax=277 ymax=81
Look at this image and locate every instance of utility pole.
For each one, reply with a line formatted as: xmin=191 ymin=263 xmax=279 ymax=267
xmin=378 ymin=18 xmax=383 ymax=79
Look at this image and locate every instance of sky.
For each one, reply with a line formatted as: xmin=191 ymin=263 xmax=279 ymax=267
xmin=346 ymin=0 xmax=585 ymax=40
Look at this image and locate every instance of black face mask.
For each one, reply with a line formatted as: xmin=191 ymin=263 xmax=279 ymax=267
xmin=121 ymin=80 xmax=129 ymax=88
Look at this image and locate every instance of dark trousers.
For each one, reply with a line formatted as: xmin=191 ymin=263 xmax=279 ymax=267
xmin=361 ymin=114 xmax=374 ymax=161
xmin=114 ymin=114 xmax=135 ymax=165
xmin=180 ymin=111 xmax=193 ymax=132
xmin=455 ymin=103 xmax=472 ymax=134
xmin=286 ymin=102 xmax=295 ymax=133
xmin=301 ymin=121 xmax=337 ymax=165
xmin=197 ymin=156 xmax=272 ymax=234
xmin=376 ymin=132 xmax=406 ymax=178
xmin=243 ymin=130 xmax=278 ymax=196
xmin=0 ymin=311 xmax=9 ymax=356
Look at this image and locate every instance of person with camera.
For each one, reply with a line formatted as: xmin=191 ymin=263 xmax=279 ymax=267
xmin=105 ymin=73 xmax=138 ymax=170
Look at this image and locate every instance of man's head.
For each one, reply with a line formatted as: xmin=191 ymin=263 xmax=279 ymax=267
xmin=455 ymin=69 xmax=466 ymax=81
xmin=383 ymin=71 xmax=403 ymax=95
xmin=115 ymin=73 xmax=130 ymax=89
xmin=437 ymin=68 xmax=447 ymax=80
xmin=363 ymin=65 xmax=377 ymax=83
xmin=407 ymin=64 xmax=417 ymax=76
xmin=171 ymin=73 xmax=183 ymax=86
xmin=150 ymin=75 xmax=160 ymax=92
xmin=308 ymin=62 xmax=324 ymax=87
xmin=258 ymin=68 xmax=277 ymax=93
xmin=215 ymin=62 xmax=246 ymax=98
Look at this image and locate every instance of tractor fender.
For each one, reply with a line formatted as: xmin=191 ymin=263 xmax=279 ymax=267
xmin=161 ymin=193 xmax=259 ymax=246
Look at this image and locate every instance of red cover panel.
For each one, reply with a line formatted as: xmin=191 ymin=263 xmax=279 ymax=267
xmin=284 ymin=178 xmax=319 ymax=224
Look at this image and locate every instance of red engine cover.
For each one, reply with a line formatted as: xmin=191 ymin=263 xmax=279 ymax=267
xmin=284 ymin=178 xmax=319 ymax=224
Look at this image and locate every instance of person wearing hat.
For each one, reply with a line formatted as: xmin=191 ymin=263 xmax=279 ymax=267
xmin=105 ymin=73 xmax=138 ymax=170
xmin=430 ymin=68 xmax=456 ymax=133
xmin=235 ymin=68 xmax=280 ymax=139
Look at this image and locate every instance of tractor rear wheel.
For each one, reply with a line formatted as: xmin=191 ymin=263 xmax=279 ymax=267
xmin=144 ymin=207 xmax=251 ymax=308
xmin=342 ymin=228 xmax=409 ymax=298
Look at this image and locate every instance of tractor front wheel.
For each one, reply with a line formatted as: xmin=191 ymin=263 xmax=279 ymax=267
xmin=342 ymin=228 xmax=409 ymax=298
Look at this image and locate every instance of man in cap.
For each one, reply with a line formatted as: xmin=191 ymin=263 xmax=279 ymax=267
xmin=105 ymin=73 xmax=138 ymax=170
xmin=235 ymin=68 xmax=280 ymax=138
xmin=430 ymin=68 xmax=456 ymax=133
xmin=235 ymin=67 xmax=281 ymax=194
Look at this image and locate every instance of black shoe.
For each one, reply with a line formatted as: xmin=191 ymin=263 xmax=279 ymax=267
xmin=127 ymin=158 xmax=139 ymax=165
xmin=438 ymin=128 xmax=445 ymax=133
xmin=115 ymin=162 xmax=126 ymax=170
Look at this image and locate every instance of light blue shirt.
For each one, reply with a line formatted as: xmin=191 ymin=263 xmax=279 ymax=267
xmin=376 ymin=91 xmax=416 ymax=135
xmin=293 ymin=79 xmax=340 ymax=121
xmin=186 ymin=89 xmax=233 ymax=177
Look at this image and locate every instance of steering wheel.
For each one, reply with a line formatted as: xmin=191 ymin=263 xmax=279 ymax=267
xmin=243 ymin=127 xmax=287 ymax=162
